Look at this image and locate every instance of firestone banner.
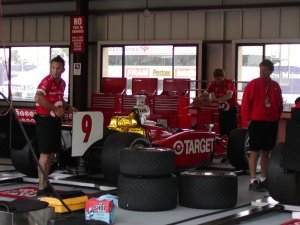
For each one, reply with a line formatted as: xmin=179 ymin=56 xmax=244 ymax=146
xmin=70 ymin=16 xmax=85 ymax=53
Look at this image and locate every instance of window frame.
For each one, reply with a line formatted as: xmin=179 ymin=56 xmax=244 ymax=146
xmin=97 ymin=40 xmax=202 ymax=100
xmin=0 ymin=45 xmax=71 ymax=107
xmin=233 ymin=39 xmax=300 ymax=112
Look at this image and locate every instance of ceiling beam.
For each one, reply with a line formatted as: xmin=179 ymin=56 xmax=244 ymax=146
xmin=0 ymin=0 xmax=74 ymax=5
xmin=89 ymin=1 xmax=300 ymax=15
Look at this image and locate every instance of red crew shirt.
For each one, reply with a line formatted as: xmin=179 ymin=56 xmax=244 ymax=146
xmin=241 ymin=77 xmax=283 ymax=128
xmin=206 ymin=79 xmax=238 ymax=110
xmin=35 ymin=74 xmax=66 ymax=117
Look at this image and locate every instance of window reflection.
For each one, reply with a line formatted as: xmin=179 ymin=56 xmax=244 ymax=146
xmin=101 ymin=45 xmax=197 ymax=99
xmin=2 ymin=46 xmax=70 ymax=102
xmin=237 ymin=44 xmax=300 ymax=111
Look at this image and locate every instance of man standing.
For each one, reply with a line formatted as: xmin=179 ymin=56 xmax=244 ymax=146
xmin=35 ymin=55 xmax=77 ymax=196
xmin=241 ymin=59 xmax=283 ymax=192
xmin=201 ymin=68 xmax=238 ymax=137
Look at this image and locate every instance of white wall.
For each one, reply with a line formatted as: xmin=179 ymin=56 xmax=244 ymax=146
xmin=2 ymin=6 xmax=300 ymax=104
xmin=90 ymin=7 xmax=300 ymax=81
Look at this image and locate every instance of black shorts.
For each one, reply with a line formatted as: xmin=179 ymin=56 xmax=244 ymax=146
xmin=35 ymin=115 xmax=62 ymax=154
xmin=248 ymin=120 xmax=279 ymax=151
xmin=218 ymin=107 xmax=237 ymax=136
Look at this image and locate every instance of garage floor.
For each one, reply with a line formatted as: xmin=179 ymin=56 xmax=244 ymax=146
xmin=0 ymin=158 xmax=297 ymax=225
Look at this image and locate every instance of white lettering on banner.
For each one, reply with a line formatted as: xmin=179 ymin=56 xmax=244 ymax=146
xmin=175 ymin=68 xmax=196 ymax=77
xmin=72 ymin=30 xmax=84 ymax=34
xmin=126 ymin=68 xmax=149 ymax=77
xmin=73 ymin=17 xmax=82 ymax=25
xmin=174 ymin=138 xmax=214 ymax=155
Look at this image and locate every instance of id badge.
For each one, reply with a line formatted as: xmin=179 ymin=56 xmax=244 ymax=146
xmin=265 ymin=98 xmax=271 ymax=108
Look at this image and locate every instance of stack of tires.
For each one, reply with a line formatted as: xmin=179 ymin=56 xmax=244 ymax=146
xmin=118 ymin=147 xmax=178 ymax=211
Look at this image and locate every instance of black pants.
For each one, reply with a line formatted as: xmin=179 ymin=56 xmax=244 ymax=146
xmin=35 ymin=115 xmax=62 ymax=154
xmin=218 ymin=107 xmax=237 ymax=136
xmin=248 ymin=120 xmax=278 ymax=151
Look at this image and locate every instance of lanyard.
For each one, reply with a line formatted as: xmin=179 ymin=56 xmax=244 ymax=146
xmin=265 ymin=79 xmax=271 ymax=97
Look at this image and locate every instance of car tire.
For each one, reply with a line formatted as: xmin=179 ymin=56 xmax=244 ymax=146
xmin=179 ymin=170 xmax=238 ymax=209
xmin=120 ymin=147 xmax=176 ymax=176
xmin=227 ymin=128 xmax=249 ymax=170
xmin=10 ymin=137 xmax=56 ymax=177
xmin=83 ymin=127 xmax=117 ymax=174
xmin=268 ymin=142 xmax=300 ymax=205
xmin=101 ymin=132 xmax=151 ymax=185
xmin=118 ymin=174 xmax=178 ymax=211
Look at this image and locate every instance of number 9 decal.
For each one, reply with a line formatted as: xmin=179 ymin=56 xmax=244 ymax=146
xmin=82 ymin=114 xmax=92 ymax=142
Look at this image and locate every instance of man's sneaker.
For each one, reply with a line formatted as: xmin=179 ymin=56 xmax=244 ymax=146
xmin=36 ymin=186 xmax=53 ymax=197
xmin=249 ymin=180 xmax=267 ymax=192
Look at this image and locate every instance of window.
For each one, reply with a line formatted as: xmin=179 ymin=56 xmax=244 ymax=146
xmin=101 ymin=44 xmax=197 ymax=98
xmin=0 ymin=48 xmax=9 ymax=100
xmin=236 ymin=44 xmax=300 ymax=112
xmin=0 ymin=46 xmax=70 ymax=102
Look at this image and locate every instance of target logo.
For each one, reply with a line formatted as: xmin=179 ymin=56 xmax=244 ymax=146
xmin=219 ymin=101 xmax=230 ymax=111
xmin=174 ymin=140 xmax=185 ymax=155
xmin=173 ymin=138 xmax=214 ymax=155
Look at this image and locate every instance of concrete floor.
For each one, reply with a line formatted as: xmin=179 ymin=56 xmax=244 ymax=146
xmin=0 ymin=158 xmax=297 ymax=225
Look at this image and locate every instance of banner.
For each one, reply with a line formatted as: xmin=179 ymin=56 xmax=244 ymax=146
xmin=70 ymin=16 xmax=85 ymax=53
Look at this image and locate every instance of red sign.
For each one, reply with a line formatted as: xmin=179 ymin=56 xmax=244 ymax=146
xmin=70 ymin=16 xmax=85 ymax=53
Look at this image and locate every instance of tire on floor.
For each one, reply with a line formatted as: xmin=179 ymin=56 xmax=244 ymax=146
xmin=227 ymin=128 xmax=249 ymax=170
xmin=120 ymin=147 xmax=176 ymax=176
xmin=267 ymin=142 xmax=300 ymax=205
xmin=101 ymin=132 xmax=151 ymax=185
xmin=179 ymin=170 xmax=238 ymax=209
xmin=10 ymin=137 xmax=56 ymax=177
xmin=118 ymin=174 xmax=178 ymax=211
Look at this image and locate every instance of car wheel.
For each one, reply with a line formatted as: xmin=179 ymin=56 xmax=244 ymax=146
xmin=101 ymin=132 xmax=151 ymax=185
xmin=118 ymin=174 xmax=177 ymax=211
xmin=268 ymin=143 xmax=300 ymax=205
xmin=227 ymin=128 xmax=249 ymax=170
xmin=82 ymin=127 xmax=117 ymax=174
xmin=120 ymin=147 xmax=176 ymax=177
xmin=179 ymin=170 xmax=237 ymax=209
xmin=10 ymin=137 xmax=56 ymax=177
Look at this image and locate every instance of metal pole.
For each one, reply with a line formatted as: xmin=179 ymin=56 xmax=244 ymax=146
xmin=0 ymin=91 xmax=72 ymax=213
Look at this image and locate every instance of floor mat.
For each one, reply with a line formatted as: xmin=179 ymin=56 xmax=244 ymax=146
xmin=0 ymin=186 xmax=62 ymax=199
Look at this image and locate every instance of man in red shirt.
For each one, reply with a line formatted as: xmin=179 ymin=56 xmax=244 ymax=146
xmin=34 ymin=55 xmax=77 ymax=197
xmin=295 ymin=97 xmax=300 ymax=109
xmin=241 ymin=59 xmax=283 ymax=192
xmin=202 ymin=68 xmax=238 ymax=137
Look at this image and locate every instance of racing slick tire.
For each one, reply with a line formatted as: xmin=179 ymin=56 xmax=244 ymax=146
xmin=120 ymin=147 xmax=176 ymax=177
xmin=227 ymin=128 xmax=249 ymax=170
xmin=179 ymin=170 xmax=238 ymax=209
xmin=118 ymin=174 xmax=178 ymax=211
xmin=10 ymin=137 xmax=56 ymax=177
xmin=101 ymin=132 xmax=151 ymax=185
xmin=83 ymin=127 xmax=117 ymax=174
xmin=267 ymin=143 xmax=300 ymax=205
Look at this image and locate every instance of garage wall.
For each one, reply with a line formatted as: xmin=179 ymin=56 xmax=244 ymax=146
xmin=92 ymin=8 xmax=300 ymax=41
xmin=91 ymin=7 xmax=300 ymax=81
xmin=1 ymin=6 xmax=300 ymax=96
xmin=2 ymin=16 xmax=70 ymax=43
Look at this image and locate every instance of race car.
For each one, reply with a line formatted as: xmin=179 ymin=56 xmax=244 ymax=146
xmin=10 ymin=95 xmax=249 ymax=186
